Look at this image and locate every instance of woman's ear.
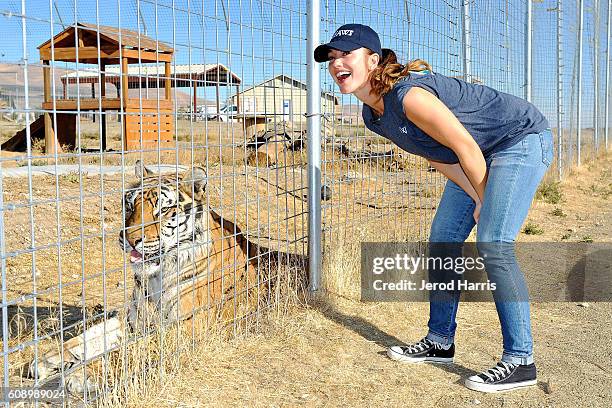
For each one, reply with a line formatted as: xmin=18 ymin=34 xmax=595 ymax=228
xmin=369 ymin=53 xmax=380 ymax=70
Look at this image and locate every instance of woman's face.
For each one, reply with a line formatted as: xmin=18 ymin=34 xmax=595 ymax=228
xmin=327 ymin=47 xmax=378 ymax=94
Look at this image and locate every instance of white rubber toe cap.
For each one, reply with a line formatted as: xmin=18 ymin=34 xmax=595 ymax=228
xmin=388 ymin=346 xmax=404 ymax=355
xmin=466 ymin=374 xmax=485 ymax=384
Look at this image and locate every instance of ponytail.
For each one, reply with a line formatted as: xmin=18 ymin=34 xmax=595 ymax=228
xmin=368 ymin=48 xmax=432 ymax=96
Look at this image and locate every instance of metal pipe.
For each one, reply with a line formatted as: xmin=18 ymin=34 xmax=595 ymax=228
xmin=404 ymin=0 xmax=411 ymax=57
xmin=0 ymin=80 xmax=8 ymax=402
xmin=526 ymin=0 xmax=533 ymax=102
xmin=605 ymin=0 xmax=611 ymax=149
xmin=461 ymin=0 xmax=472 ymax=83
xmin=557 ymin=0 xmax=564 ymax=179
xmin=577 ymin=0 xmax=584 ymax=165
xmin=307 ymin=0 xmax=322 ymax=292
xmin=21 ymin=0 xmax=42 ymax=389
xmin=594 ymin=0 xmax=600 ymax=154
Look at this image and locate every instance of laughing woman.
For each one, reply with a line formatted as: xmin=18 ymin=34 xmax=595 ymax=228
xmin=314 ymin=24 xmax=553 ymax=393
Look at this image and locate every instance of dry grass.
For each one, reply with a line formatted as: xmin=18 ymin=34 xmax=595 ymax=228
xmin=1 ymin=116 xmax=430 ymax=173
xmin=5 ymin=255 xmax=309 ymax=406
xmin=92 ymin=257 xmax=309 ymax=407
xmin=1 ymin=149 xmax=441 ymax=406
xmin=107 ymin=150 xmax=611 ymax=408
xmin=2 ymin=114 xmax=610 ymax=406
xmin=107 ymin=298 xmax=611 ymax=407
xmin=2 ymin=119 xmax=255 ymax=170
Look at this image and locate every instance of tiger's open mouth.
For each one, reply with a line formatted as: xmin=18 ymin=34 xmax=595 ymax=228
xmin=127 ymin=247 xmax=163 ymax=266
xmin=130 ymin=249 xmax=143 ymax=263
xmin=119 ymin=233 xmax=162 ymax=266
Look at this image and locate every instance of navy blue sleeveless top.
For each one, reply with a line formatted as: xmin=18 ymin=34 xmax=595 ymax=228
xmin=362 ymin=71 xmax=550 ymax=164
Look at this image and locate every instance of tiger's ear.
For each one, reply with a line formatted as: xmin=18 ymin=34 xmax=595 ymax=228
xmin=181 ymin=166 xmax=207 ymax=201
xmin=134 ymin=160 xmax=154 ymax=179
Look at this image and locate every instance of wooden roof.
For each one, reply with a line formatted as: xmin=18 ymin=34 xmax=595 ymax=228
xmin=62 ymin=63 xmax=242 ymax=87
xmin=38 ymin=22 xmax=173 ymax=64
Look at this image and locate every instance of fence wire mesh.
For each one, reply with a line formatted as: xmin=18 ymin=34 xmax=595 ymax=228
xmin=1 ymin=0 xmax=312 ymax=403
xmin=0 ymin=0 xmax=610 ymax=405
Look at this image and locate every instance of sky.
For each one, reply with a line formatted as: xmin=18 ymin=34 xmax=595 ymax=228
xmin=0 ymin=0 xmax=610 ymax=128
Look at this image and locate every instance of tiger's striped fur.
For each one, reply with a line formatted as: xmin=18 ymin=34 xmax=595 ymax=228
xmin=26 ymin=162 xmax=259 ymax=393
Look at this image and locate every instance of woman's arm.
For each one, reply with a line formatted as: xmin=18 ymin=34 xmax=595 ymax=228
xmin=428 ymin=160 xmax=483 ymax=223
xmin=402 ymin=87 xmax=487 ymax=202
xmin=428 ymin=160 xmax=480 ymax=203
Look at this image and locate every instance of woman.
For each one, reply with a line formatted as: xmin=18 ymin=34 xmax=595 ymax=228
xmin=314 ymin=24 xmax=552 ymax=393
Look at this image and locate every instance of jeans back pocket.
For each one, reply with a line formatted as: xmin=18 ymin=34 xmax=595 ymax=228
xmin=539 ymin=129 xmax=553 ymax=166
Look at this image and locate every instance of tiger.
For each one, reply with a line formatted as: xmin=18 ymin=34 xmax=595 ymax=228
xmin=26 ymin=161 xmax=259 ymax=393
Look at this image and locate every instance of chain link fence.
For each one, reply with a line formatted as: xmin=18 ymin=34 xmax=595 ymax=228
xmin=0 ymin=0 xmax=610 ymax=405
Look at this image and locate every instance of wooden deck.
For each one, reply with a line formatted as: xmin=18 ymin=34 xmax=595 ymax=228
xmin=42 ymin=98 xmax=173 ymax=111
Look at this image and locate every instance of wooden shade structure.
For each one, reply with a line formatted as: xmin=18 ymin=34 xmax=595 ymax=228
xmin=61 ymin=63 xmax=242 ymax=120
xmin=37 ymin=22 xmax=175 ymax=153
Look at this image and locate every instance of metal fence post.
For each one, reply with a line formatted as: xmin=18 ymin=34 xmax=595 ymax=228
xmin=461 ymin=0 xmax=472 ymax=83
xmin=606 ymin=0 xmax=611 ymax=149
xmin=577 ymin=0 xmax=584 ymax=165
xmin=0 ymin=123 xmax=7 ymax=403
xmin=526 ymin=0 xmax=533 ymax=102
xmin=307 ymin=0 xmax=322 ymax=292
xmin=594 ymin=0 xmax=600 ymax=154
xmin=404 ymin=0 xmax=412 ymax=52
xmin=557 ymin=0 xmax=564 ymax=179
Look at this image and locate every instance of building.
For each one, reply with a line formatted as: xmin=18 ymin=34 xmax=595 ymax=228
xmin=228 ymin=74 xmax=338 ymax=123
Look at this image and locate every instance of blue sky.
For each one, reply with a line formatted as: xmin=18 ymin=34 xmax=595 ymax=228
xmin=0 ymin=0 xmax=610 ymax=128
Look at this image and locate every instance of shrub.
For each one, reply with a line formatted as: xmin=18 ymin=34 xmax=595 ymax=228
xmin=523 ymin=222 xmax=544 ymax=235
xmin=536 ymin=181 xmax=563 ymax=204
xmin=551 ymin=208 xmax=566 ymax=217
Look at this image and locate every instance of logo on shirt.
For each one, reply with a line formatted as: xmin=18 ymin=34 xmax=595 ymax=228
xmin=333 ymin=29 xmax=354 ymax=38
xmin=399 ymin=126 xmax=408 ymax=134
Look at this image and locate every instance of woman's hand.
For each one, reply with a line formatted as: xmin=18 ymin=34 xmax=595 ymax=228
xmin=427 ymin=161 xmax=484 ymax=224
xmin=473 ymin=200 xmax=482 ymax=224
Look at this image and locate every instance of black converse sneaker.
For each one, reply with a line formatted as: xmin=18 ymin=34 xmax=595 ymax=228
xmin=465 ymin=361 xmax=537 ymax=393
xmin=387 ymin=337 xmax=454 ymax=363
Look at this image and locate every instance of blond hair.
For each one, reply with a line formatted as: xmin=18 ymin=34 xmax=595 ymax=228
xmin=368 ymin=48 xmax=432 ymax=96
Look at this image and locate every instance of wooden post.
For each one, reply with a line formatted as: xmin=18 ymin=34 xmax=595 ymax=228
xmin=91 ymin=82 xmax=96 ymax=123
xmin=101 ymin=62 xmax=107 ymax=151
xmin=100 ymin=63 xmax=106 ymax=98
xmin=78 ymin=28 xmax=84 ymax=47
xmin=121 ymin=56 xmax=129 ymax=150
xmin=43 ymin=60 xmax=57 ymax=154
xmin=115 ymin=79 xmax=121 ymax=123
xmin=193 ymin=78 xmax=197 ymax=116
xmin=121 ymin=57 xmax=128 ymax=103
xmin=235 ymin=85 xmax=240 ymax=113
xmin=215 ymin=79 xmax=220 ymax=116
xmin=165 ymin=61 xmax=171 ymax=100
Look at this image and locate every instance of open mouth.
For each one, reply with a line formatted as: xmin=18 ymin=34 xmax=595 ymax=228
xmin=336 ymin=71 xmax=351 ymax=83
xmin=130 ymin=249 xmax=143 ymax=263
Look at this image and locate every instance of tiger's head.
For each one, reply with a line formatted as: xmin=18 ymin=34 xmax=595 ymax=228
xmin=118 ymin=161 xmax=210 ymax=277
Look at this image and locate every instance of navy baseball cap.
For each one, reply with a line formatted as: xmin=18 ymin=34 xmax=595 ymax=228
xmin=314 ymin=24 xmax=382 ymax=63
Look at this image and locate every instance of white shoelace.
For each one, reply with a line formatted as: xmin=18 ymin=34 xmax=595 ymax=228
xmin=404 ymin=338 xmax=443 ymax=353
xmin=482 ymin=362 xmax=518 ymax=382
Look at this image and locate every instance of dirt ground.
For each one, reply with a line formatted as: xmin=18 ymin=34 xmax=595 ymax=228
xmin=2 ymin=141 xmax=610 ymax=406
xmin=105 ymin=153 xmax=612 ymax=407
xmin=1 ymin=131 xmax=433 ymax=397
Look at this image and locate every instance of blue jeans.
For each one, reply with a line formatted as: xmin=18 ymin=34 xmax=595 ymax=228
xmin=425 ymin=129 xmax=554 ymax=365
